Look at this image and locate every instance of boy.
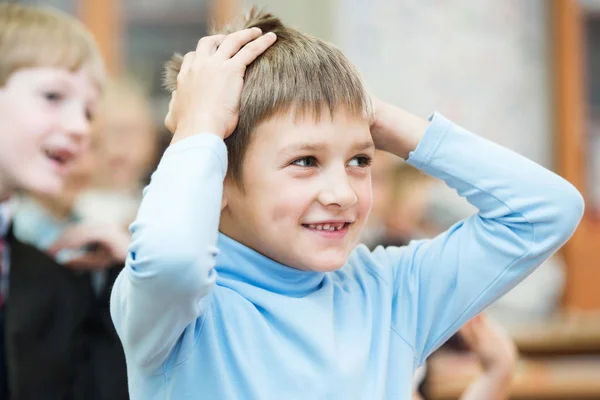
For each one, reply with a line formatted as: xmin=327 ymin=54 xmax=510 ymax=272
xmin=111 ymin=9 xmax=584 ymax=399
xmin=0 ymin=3 xmax=104 ymax=398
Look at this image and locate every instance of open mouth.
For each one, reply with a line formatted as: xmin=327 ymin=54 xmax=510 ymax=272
xmin=302 ymin=222 xmax=350 ymax=232
xmin=43 ymin=147 xmax=74 ymax=168
xmin=302 ymin=222 xmax=352 ymax=238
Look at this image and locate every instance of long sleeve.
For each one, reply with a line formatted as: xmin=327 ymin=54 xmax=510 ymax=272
xmin=375 ymin=113 xmax=584 ymax=366
xmin=110 ymin=133 xmax=226 ymax=371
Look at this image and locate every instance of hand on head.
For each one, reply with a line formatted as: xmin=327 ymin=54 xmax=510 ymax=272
xmin=165 ymin=28 xmax=277 ymax=141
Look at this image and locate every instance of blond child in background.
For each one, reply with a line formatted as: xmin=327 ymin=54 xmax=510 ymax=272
xmin=0 ymin=3 xmax=105 ymax=398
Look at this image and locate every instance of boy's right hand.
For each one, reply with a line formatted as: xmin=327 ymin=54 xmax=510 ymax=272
xmin=165 ymin=28 xmax=277 ymax=141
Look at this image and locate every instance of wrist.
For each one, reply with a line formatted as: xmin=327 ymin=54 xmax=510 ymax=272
xmin=372 ymin=102 xmax=429 ymax=159
xmin=173 ymin=116 xmax=227 ymax=143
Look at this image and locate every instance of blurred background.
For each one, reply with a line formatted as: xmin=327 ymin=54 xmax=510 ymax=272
xmin=5 ymin=0 xmax=600 ymax=398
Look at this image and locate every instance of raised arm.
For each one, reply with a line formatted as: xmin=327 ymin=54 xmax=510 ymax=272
xmin=110 ymin=28 xmax=277 ymax=371
xmin=368 ymin=100 xmax=583 ymax=365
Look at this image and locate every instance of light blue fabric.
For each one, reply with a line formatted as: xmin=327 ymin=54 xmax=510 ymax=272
xmin=111 ymin=113 xmax=584 ymax=400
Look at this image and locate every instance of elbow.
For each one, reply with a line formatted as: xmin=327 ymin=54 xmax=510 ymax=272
xmin=543 ymin=181 xmax=585 ymax=244
xmin=557 ymin=182 xmax=585 ymax=237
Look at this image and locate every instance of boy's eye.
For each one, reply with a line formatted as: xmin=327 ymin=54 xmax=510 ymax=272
xmin=44 ymin=91 xmax=64 ymax=103
xmin=348 ymin=155 xmax=372 ymax=168
xmin=291 ymin=156 xmax=317 ymax=168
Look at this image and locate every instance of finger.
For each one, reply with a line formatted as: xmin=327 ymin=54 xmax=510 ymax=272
xmin=48 ymin=225 xmax=102 ymax=254
xmin=231 ymin=32 xmax=277 ymax=66
xmin=215 ymin=28 xmax=262 ymax=60
xmin=179 ymin=51 xmax=195 ymax=76
xmin=49 ymin=233 xmax=94 ymax=255
xmin=195 ymin=34 xmax=227 ymax=56
xmin=48 ymin=229 xmax=85 ymax=255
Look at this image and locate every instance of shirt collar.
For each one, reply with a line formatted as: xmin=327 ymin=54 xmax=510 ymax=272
xmin=215 ymin=233 xmax=326 ymax=297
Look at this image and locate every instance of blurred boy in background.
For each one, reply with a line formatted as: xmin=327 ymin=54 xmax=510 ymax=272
xmin=12 ymin=76 xmax=158 ymax=399
xmin=0 ymin=3 xmax=104 ymax=398
xmin=75 ymin=77 xmax=157 ymax=227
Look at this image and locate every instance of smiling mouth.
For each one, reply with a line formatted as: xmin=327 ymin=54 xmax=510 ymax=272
xmin=43 ymin=148 xmax=74 ymax=167
xmin=302 ymin=222 xmax=351 ymax=232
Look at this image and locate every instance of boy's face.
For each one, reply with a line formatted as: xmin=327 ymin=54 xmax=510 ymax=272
xmin=0 ymin=66 xmax=100 ymax=199
xmin=220 ymin=107 xmax=375 ymax=272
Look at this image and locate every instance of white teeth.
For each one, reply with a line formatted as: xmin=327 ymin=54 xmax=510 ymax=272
xmin=305 ymin=223 xmax=346 ymax=231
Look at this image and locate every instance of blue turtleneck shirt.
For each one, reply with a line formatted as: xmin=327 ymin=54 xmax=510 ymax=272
xmin=111 ymin=114 xmax=583 ymax=399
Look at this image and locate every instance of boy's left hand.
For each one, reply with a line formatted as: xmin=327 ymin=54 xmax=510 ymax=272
xmin=369 ymin=96 xmax=430 ymax=159
xmin=48 ymin=223 xmax=130 ymax=270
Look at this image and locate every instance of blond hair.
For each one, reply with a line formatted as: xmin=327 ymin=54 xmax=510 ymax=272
xmin=164 ymin=8 xmax=372 ymax=185
xmin=0 ymin=3 xmax=104 ymax=87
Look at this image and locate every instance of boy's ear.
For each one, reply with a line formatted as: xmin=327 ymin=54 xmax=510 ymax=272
xmin=221 ymin=175 xmax=232 ymax=211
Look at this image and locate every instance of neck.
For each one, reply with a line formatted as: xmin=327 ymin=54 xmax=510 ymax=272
xmin=216 ymin=233 xmax=325 ymax=297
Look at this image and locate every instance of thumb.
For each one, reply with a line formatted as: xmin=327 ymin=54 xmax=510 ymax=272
xmin=47 ymin=225 xmax=96 ymax=255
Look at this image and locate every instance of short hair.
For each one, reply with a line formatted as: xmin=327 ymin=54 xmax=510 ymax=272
xmin=164 ymin=8 xmax=373 ymax=186
xmin=0 ymin=3 xmax=105 ymax=87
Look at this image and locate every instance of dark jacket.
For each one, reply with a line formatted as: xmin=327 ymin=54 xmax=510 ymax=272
xmin=4 ymin=229 xmax=128 ymax=400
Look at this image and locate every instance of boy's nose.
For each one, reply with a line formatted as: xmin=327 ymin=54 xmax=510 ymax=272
xmin=318 ymin=175 xmax=358 ymax=210
xmin=63 ymin=108 xmax=91 ymax=142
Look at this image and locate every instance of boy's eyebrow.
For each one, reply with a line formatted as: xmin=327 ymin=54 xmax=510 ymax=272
xmin=284 ymin=143 xmax=327 ymax=153
xmin=283 ymin=141 xmax=375 ymax=154
xmin=353 ymin=141 xmax=375 ymax=151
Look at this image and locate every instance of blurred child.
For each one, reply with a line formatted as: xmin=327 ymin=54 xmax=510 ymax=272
xmin=111 ymin=9 xmax=583 ymax=399
xmin=0 ymin=3 xmax=104 ymax=398
xmin=13 ymin=76 xmax=157 ymax=399
xmin=75 ymin=77 xmax=157 ymax=228
xmin=413 ymin=314 xmax=518 ymax=400
xmin=16 ymin=76 xmax=157 ymax=267
xmin=378 ymin=162 xmax=437 ymax=246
